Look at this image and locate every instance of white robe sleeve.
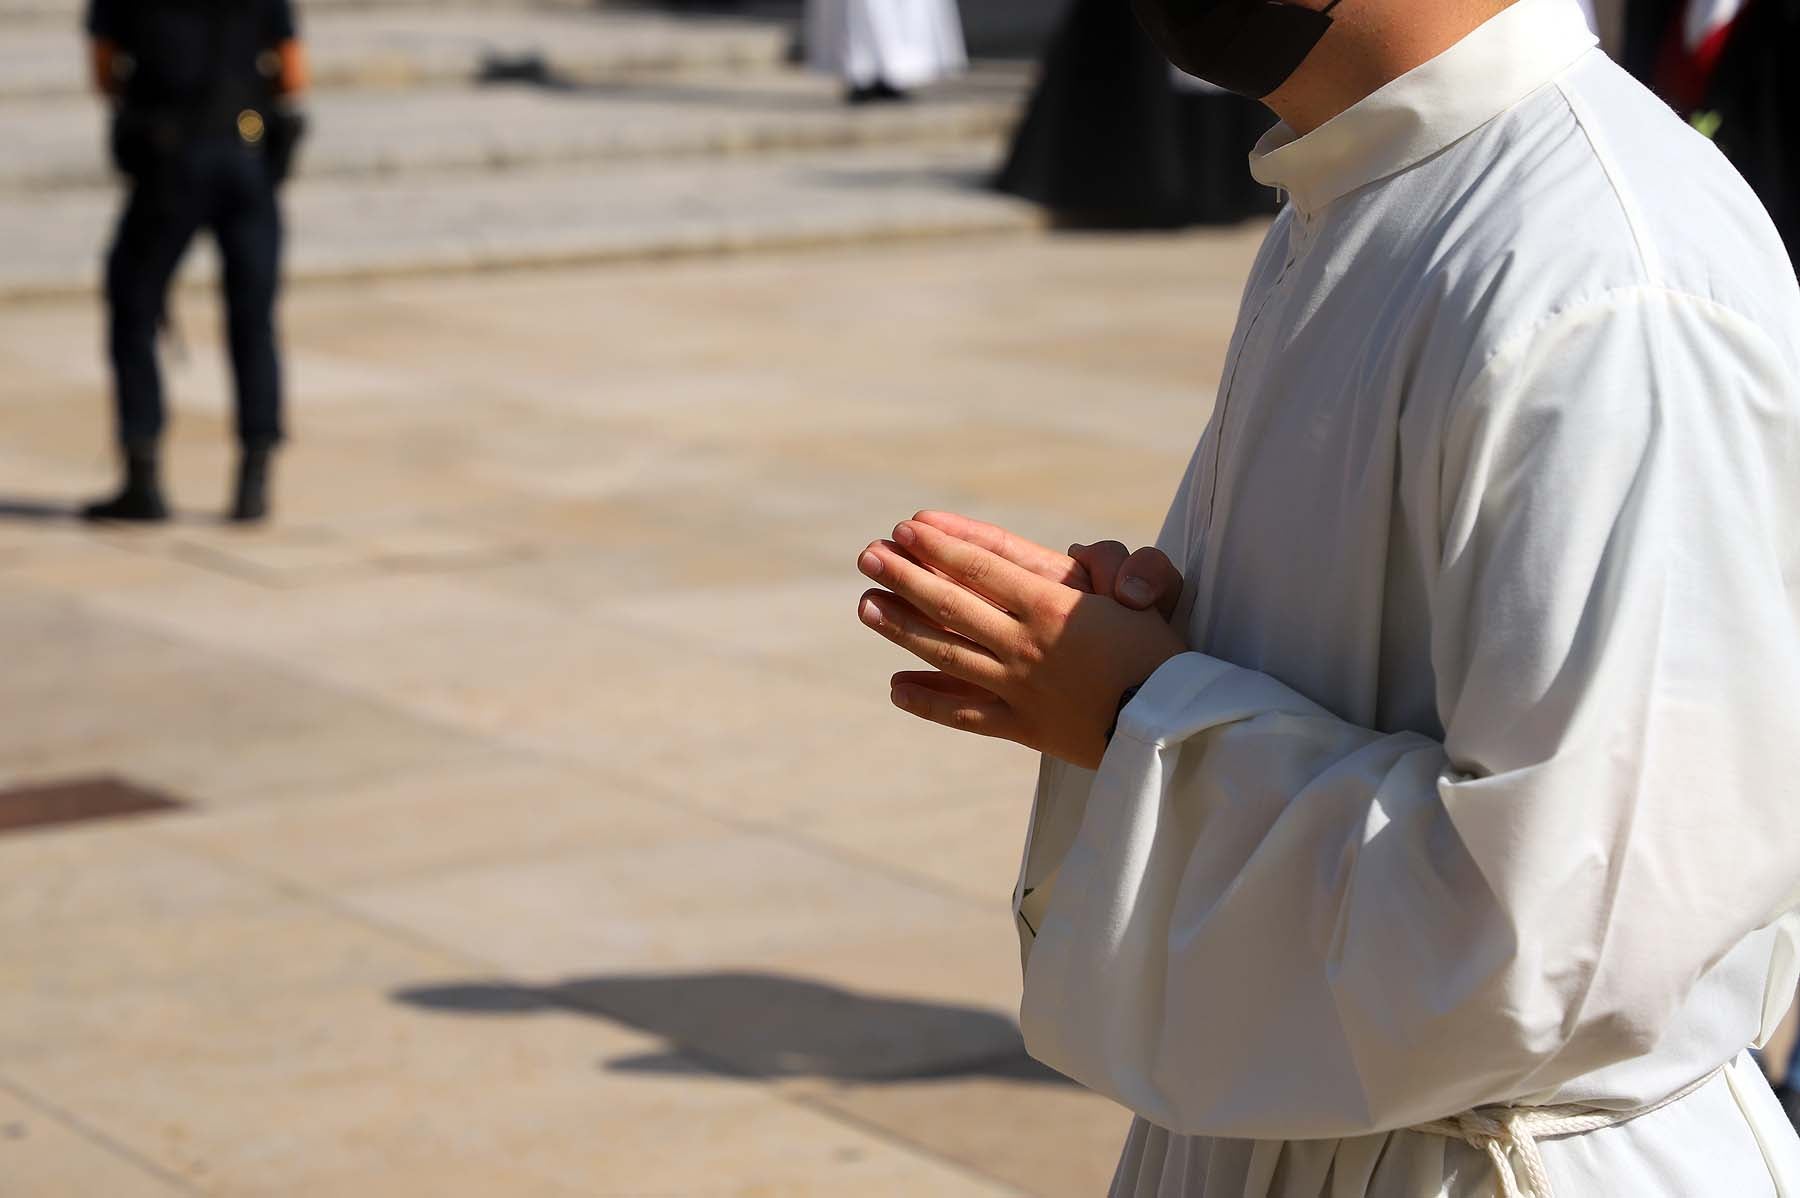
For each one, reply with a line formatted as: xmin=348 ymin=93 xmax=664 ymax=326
xmin=1017 ymin=289 xmax=1800 ymax=1138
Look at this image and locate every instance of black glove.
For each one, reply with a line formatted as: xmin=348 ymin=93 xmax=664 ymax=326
xmin=262 ymin=104 xmax=308 ymax=186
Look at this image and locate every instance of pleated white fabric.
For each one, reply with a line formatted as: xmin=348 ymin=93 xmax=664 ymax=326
xmin=804 ymin=0 xmax=967 ymax=89
xmin=1011 ymin=0 xmax=1800 ymax=1194
xmin=1107 ymin=1054 xmax=1797 ymax=1197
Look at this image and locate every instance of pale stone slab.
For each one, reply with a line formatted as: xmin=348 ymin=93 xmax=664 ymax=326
xmin=162 ymin=516 xmax=530 ymax=587
xmin=795 ymin=789 xmax=1039 ymax=906
xmin=0 ymin=535 xmax=207 ymax=593
xmin=0 ymin=811 xmax=1036 ymax=1195
xmin=83 ymin=569 xmax=943 ymax=811
xmin=342 ymin=830 xmax=977 ymax=981
xmin=0 ymin=820 xmax=277 ymax=935
xmin=798 ymin=1072 xmax=1133 ymax=1198
xmin=752 ymin=918 xmax=1029 ymax=1039
xmin=0 ymin=589 xmax=486 ymax=809
xmin=595 ymin=574 xmax=940 ymax=686
xmin=162 ymin=753 xmax=716 ymax=890
xmin=467 ymin=534 xmax=828 ymax=612
xmin=356 ymin=850 xmax=1033 ymax=1084
xmin=0 ymin=1083 xmax=189 ymax=1198
xmin=4 ymin=855 xmax=1013 ymax=1197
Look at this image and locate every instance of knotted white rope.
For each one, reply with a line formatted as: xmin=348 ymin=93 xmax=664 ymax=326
xmin=1407 ymin=1067 xmax=1723 ymax=1198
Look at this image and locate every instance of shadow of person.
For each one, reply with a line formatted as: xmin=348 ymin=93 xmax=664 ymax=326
xmin=0 ymin=497 xmax=79 ymax=523
xmin=394 ymin=970 xmax=1071 ymax=1086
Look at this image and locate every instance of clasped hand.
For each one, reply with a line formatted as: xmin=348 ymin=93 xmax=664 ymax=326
xmin=856 ymin=511 xmax=1187 ymax=770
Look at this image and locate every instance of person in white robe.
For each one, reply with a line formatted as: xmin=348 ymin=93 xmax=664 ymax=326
xmin=805 ymin=0 xmax=966 ymax=103
xmin=852 ymin=0 xmax=1800 ymax=1194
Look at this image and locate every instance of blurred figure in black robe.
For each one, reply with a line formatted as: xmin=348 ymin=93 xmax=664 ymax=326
xmin=995 ymin=0 xmax=1277 ymax=229
xmin=1624 ymin=0 xmax=1798 ymax=265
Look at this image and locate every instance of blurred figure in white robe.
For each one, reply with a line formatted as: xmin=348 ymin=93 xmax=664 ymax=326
xmin=806 ymin=0 xmax=967 ymax=104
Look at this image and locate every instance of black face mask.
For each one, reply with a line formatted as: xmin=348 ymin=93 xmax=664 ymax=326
xmin=1131 ymin=0 xmax=1345 ymax=100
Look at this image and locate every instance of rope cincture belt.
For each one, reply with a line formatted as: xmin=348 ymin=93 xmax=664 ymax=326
xmin=1407 ymin=1066 xmax=1724 ymax=1198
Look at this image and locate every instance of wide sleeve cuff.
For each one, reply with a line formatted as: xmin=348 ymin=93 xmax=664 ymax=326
xmin=1114 ymin=650 xmax=1333 ymax=748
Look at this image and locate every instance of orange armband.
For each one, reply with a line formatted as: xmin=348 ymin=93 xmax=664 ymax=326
xmin=276 ymin=38 xmax=309 ymax=96
xmin=91 ymin=38 xmax=121 ymax=97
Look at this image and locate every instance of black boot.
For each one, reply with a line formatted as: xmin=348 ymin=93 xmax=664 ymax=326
xmin=230 ymin=445 xmax=272 ymax=523
xmin=82 ymin=446 xmax=168 ymax=522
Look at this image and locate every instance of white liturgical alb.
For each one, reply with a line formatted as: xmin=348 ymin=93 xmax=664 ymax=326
xmin=1011 ymin=0 xmax=1800 ymax=1195
xmin=805 ymin=0 xmax=966 ymax=90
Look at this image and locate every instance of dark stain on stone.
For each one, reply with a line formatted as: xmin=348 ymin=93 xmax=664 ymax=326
xmin=0 ymin=776 xmax=186 ymax=836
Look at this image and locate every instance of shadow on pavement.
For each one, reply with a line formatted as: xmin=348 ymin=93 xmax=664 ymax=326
xmin=0 ymin=497 xmax=78 ymax=522
xmin=394 ymin=970 xmax=1072 ymax=1086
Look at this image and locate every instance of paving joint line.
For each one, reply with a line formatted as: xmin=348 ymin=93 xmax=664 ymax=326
xmin=62 ymin=581 xmax=1007 ymax=912
xmin=0 ymin=218 xmax=1045 ymax=307
xmin=0 ymin=1071 xmax=205 ymax=1196
xmin=784 ymin=1087 xmax=1038 ymax=1198
xmin=145 ymin=790 xmax=1043 ymax=1198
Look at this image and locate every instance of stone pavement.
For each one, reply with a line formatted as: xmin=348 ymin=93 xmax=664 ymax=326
xmin=0 ymin=225 xmax=1269 ymax=1197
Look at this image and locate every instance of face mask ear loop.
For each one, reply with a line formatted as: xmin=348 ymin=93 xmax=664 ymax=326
xmin=1320 ymin=0 xmax=1345 ymax=12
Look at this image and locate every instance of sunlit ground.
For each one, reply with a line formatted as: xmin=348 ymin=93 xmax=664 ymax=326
xmin=0 ymin=225 xmax=1265 ymax=1197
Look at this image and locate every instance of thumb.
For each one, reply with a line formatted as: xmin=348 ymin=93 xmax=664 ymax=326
xmin=1116 ymin=547 xmax=1184 ymax=621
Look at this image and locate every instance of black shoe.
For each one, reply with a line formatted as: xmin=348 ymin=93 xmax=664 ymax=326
xmin=82 ymin=449 xmax=168 ymax=523
xmin=230 ymin=446 xmax=272 ymax=523
xmin=847 ymin=80 xmax=910 ymax=105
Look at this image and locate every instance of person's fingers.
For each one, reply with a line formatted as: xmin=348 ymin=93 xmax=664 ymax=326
xmin=859 ymin=540 xmax=1016 ymax=649
xmin=1117 ymin=547 xmax=1184 ymax=620
xmin=858 ymin=590 xmax=1008 ymax=688
xmin=890 ymin=519 xmax=1048 ymax=616
xmin=912 ymin=510 xmax=1092 ymax=591
xmin=890 ymin=673 xmax=1018 ymax=740
xmin=886 ymin=538 xmax=1005 ymax=611
xmin=1071 ymin=540 xmax=1130 ymax=603
xmin=890 ymin=670 xmax=999 ymax=701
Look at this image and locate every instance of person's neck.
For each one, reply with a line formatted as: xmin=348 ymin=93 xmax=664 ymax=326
xmin=1263 ymin=0 xmax=1516 ymax=136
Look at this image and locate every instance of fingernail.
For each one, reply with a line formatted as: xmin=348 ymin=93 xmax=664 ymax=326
xmin=860 ymin=597 xmax=883 ymax=627
xmin=1119 ymin=576 xmax=1153 ymax=605
xmin=859 ymin=550 xmax=883 ymax=577
xmin=890 ymin=685 xmax=913 ymax=710
xmin=893 ymin=523 xmax=917 ymax=547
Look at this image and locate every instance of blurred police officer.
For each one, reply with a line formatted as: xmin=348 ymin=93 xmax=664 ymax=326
xmin=84 ymin=0 xmax=307 ymax=523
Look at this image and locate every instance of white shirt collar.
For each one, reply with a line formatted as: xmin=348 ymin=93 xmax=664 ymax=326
xmin=1249 ymin=0 xmax=1599 ymax=214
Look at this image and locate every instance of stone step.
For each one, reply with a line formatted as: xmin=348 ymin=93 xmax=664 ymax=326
xmin=0 ymin=7 xmax=797 ymax=99
xmin=0 ymin=66 xmax=1027 ymax=191
xmin=0 ymin=139 xmax=1038 ymax=301
xmin=0 ymin=0 xmax=798 ymax=24
xmin=0 ymin=0 xmax=510 ymax=23
xmin=0 ymin=0 xmax=570 ymax=21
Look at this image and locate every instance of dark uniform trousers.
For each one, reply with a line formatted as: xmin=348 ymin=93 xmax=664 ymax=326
xmin=106 ymin=132 xmax=283 ymax=452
